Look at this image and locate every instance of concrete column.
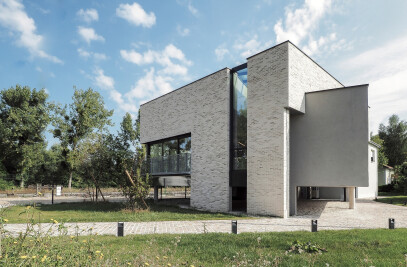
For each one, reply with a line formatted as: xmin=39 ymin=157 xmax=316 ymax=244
xmin=348 ymin=187 xmax=355 ymax=209
xmin=154 ymin=185 xmax=159 ymax=203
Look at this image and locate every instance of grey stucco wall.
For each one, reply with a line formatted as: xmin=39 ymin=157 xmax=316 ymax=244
xmin=247 ymin=42 xmax=290 ymax=217
xmin=140 ymin=69 xmax=231 ymax=212
xmin=290 ymin=85 xmax=369 ymax=190
xmin=287 ymin=42 xmax=343 ymax=112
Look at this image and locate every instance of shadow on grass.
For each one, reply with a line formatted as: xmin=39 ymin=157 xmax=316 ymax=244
xmin=32 ymin=199 xmax=249 ymax=218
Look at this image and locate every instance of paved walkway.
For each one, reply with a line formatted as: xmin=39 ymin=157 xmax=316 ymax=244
xmin=3 ymin=199 xmax=407 ymax=237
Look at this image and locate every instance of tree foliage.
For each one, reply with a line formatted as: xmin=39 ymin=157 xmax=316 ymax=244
xmin=52 ymin=87 xmax=113 ymax=188
xmin=370 ymin=135 xmax=389 ymax=167
xmin=378 ymin=115 xmax=407 ymax=167
xmin=0 ymin=85 xmax=51 ymax=186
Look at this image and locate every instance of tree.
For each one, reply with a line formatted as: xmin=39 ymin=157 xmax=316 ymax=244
xmin=75 ymin=133 xmax=116 ymax=201
xmin=0 ymin=85 xmax=51 ymax=187
xmin=53 ymin=88 xmax=113 ymax=189
xmin=378 ymin=115 xmax=407 ymax=167
xmin=370 ymin=135 xmax=389 ymax=167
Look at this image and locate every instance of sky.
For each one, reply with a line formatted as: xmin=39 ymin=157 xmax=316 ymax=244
xmin=1 ymin=0 xmax=407 ymax=138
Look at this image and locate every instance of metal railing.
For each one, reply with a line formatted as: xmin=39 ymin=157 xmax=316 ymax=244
xmin=146 ymin=153 xmax=191 ymax=175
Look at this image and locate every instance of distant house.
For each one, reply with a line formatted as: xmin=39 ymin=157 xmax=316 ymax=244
xmin=378 ymin=165 xmax=394 ymax=185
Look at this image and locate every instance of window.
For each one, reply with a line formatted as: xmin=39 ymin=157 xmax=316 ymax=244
xmin=371 ymin=149 xmax=375 ymax=162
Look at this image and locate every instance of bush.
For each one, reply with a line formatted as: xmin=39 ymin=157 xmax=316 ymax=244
xmin=379 ymin=183 xmax=395 ymax=192
xmin=0 ymin=179 xmax=14 ymax=191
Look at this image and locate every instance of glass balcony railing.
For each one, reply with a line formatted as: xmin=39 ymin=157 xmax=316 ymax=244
xmin=146 ymin=153 xmax=191 ymax=175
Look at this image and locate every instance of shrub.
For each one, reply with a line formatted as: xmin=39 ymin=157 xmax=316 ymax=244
xmin=379 ymin=183 xmax=395 ymax=192
xmin=286 ymin=240 xmax=327 ymax=255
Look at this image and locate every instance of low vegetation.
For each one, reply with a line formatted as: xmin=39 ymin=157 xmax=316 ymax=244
xmin=0 ymin=201 xmax=248 ymax=224
xmin=1 ymin=226 xmax=407 ymax=266
xmin=376 ymin=195 xmax=407 ymax=206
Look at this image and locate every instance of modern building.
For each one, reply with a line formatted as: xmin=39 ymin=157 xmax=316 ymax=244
xmin=140 ymin=40 xmax=373 ymax=217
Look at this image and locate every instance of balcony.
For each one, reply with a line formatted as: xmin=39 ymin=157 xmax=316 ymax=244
xmin=146 ymin=153 xmax=191 ymax=176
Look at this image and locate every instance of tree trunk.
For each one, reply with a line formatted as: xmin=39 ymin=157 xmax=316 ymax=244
xmin=20 ymin=178 xmax=24 ymax=188
xmin=68 ymin=171 xmax=73 ymax=190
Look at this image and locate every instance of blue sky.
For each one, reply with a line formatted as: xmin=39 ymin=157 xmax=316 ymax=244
xmin=1 ymin=0 xmax=407 ymax=137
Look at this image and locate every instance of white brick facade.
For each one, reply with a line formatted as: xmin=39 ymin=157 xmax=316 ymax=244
xmin=140 ymin=69 xmax=231 ymax=212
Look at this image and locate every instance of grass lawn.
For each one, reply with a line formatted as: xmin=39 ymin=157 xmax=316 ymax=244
xmin=2 ymin=229 xmax=407 ymax=266
xmin=0 ymin=200 xmax=249 ymax=224
xmin=376 ymin=195 xmax=407 ymax=206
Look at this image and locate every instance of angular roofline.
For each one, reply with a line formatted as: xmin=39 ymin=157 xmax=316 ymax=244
xmin=141 ymin=40 xmax=348 ymax=107
xmin=247 ymin=40 xmax=344 ymax=87
xmin=369 ymin=140 xmax=381 ymax=148
xmin=140 ymin=67 xmax=229 ymax=107
xmin=305 ymin=84 xmax=369 ymax=95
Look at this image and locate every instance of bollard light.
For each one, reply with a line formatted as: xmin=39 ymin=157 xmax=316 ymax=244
xmin=311 ymin=220 xmax=318 ymax=232
xmin=404 ymin=201 xmax=406 ymax=206
xmin=118 ymin=222 xmax=124 ymax=236
xmin=389 ymin=218 xmax=395 ymax=229
xmin=231 ymin=220 xmax=237 ymax=234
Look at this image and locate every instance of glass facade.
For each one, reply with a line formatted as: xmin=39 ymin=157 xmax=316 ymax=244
xmin=148 ymin=135 xmax=191 ymax=175
xmin=230 ymin=65 xmax=248 ymax=212
xmin=232 ymin=67 xmax=248 ymax=170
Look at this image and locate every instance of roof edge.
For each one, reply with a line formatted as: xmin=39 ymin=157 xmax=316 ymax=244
xmin=247 ymin=40 xmax=344 ymax=87
xmin=369 ymin=140 xmax=381 ymax=148
xmin=305 ymin=84 xmax=369 ymax=95
xmin=140 ymin=67 xmax=230 ymax=107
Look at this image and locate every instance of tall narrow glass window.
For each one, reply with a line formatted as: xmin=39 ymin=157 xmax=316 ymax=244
xmin=232 ymin=67 xmax=247 ymax=170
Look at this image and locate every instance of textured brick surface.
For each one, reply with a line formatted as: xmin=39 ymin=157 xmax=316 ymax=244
xmin=140 ymin=69 xmax=231 ymax=212
xmin=288 ymin=42 xmax=343 ymax=112
xmin=247 ymin=42 xmax=290 ymax=217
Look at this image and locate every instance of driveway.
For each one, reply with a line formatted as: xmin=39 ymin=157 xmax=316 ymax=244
xmin=3 ymin=199 xmax=407 ymax=236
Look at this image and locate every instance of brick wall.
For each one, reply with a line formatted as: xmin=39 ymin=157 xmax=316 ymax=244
xmin=140 ymin=69 xmax=231 ymax=212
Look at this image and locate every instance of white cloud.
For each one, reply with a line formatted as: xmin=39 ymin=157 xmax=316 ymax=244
xmin=120 ymin=44 xmax=192 ymax=76
xmin=116 ymin=2 xmax=156 ymax=28
xmin=0 ymin=0 xmax=62 ymax=63
xmin=234 ymin=35 xmax=273 ymax=58
xmin=77 ymin=48 xmax=91 ymax=58
xmin=94 ymin=68 xmax=114 ymax=90
xmin=77 ymin=8 xmax=98 ymax=23
xmin=302 ymin=32 xmax=337 ymax=56
xmin=188 ymin=1 xmax=198 ymax=16
xmin=177 ymin=25 xmax=190 ymax=36
xmin=78 ymin=26 xmax=105 ymax=44
xmin=340 ymin=36 xmax=407 ymax=133
xmin=77 ymin=48 xmax=107 ymax=61
xmin=126 ymin=68 xmax=173 ymax=100
xmin=214 ymin=47 xmax=229 ymax=61
xmin=274 ymin=0 xmax=332 ymax=45
xmin=272 ymin=0 xmax=346 ymax=56
xmin=91 ymin=68 xmax=138 ymax=113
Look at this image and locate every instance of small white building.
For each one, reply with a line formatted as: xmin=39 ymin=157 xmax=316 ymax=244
xmin=378 ymin=165 xmax=394 ymax=185
xmin=357 ymin=141 xmax=379 ymax=199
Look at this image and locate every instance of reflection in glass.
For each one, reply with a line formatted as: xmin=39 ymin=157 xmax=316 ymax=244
xmin=179 ymin=137 xmax=191 ymax=153
xmin=232 ymin=67 xmax=247 ymax=170
xmin=148 ymin=135 xmax=191 ymax=174
xmin=150 ymin=143 xmax=162 ymax=158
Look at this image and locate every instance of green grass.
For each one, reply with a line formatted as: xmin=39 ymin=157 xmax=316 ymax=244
xmin=376 ymin=195 xmax=407 ymax=206
xmin=3 ymin=229 xmax=407 ymax=266
xmin=0 ymin=200 xmax=249 ymax=223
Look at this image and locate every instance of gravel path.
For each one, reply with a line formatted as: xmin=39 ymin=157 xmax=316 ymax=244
xmin=3 ymin=199 xmax=407 ymax=237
